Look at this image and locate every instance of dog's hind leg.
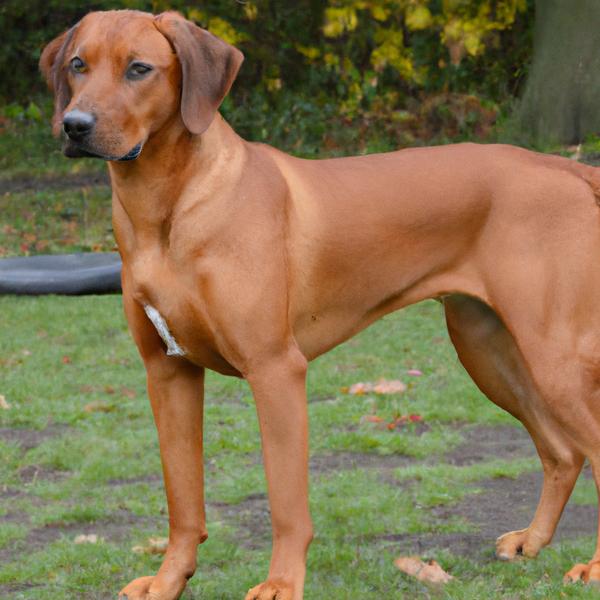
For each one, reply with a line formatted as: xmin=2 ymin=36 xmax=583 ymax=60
xmin=444 ymin=295 xmax=584 ymax=559
xmin=563 ymin=458 xmax=600 ymax=582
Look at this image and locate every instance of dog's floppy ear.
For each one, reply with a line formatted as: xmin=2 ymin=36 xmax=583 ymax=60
xmin=40 ymin=25 xmax=79 ymax=136
xmin=154 ymin=12 xmax=244 ymax=135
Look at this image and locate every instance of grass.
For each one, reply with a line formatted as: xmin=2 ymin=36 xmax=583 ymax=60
xmin=0 ymin=296 xmax=597 ymax=599
xmin=1 ymin=115 xmax=599 ymax=598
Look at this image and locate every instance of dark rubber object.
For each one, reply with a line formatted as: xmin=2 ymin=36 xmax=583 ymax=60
xmin=0 ymin=253 xmax=122 ymax=295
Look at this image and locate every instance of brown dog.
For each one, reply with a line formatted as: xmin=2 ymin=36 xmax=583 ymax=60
xmin=40 ymin=9 xmax=600 ymax=600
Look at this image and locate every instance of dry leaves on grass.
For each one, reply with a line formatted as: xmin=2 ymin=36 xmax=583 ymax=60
xmin=74 ymin=534 xmax=101 ymax=544
xmin=342 ymin=379 xmax=407 ymax=395
xmin=132 ymin=537 xmax=169 ymax=555
xmin=361 ymin=413 xmax=424 ymax=430
xmin=394 ymin=556 xmax=453 ymax=585
xmin=406 ymin=369 xmax=423 ymax=377
xmin=0 ymin=394 xmax=10 ymax=410
xmin=83 ymin=401 xmax=114 ymax=413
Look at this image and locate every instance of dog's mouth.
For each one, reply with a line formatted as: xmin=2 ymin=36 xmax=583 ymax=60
xmin=63 ymin=140 xmax=143 ymax=162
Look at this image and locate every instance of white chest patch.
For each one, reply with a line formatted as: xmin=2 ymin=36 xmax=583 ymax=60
xmin=143 ymin=305 xmax=186 ymax=357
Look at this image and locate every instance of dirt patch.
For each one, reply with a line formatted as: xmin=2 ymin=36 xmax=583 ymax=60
xmin=208 ymin=424 xmax=541 ymax=551
xmin=383 ymin=471 xmax=596 ymax=559
xmin=444 ymin=424 xmax=536 ymax=466
xmin=107 ymin=473 xmax=163 ymax=487
xmin=0 ymin=172 xmax=109 ymax=195
xmin=209 ymin=493 xmax=271 ymax=550
xmin=0 ymin=509 xmax=161 ymax=565
xmin=18 ymin=464 xmax=70 ymax=485
xmin=311 ymin=423 xmax=535 ymax=476
xmin=0 ymin=424 xmax=71 ymax=453
xmin=310 ymin=452 xmax=414 ymax=475
xmin=0 ymin=487 xmax=23 ymax=500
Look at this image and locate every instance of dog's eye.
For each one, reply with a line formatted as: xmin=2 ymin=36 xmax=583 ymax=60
xmin=127 ymin=62 xmax=153 ymax=80
xmin=70 ymin=57 xmax=87 ymax=73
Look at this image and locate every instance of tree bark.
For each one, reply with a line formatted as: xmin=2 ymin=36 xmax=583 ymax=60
xmin=516 ymin=0 xmax=600 ymax=144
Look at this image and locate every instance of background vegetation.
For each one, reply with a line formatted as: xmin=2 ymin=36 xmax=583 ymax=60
xmin=1 ymin=0 xmax=535 ymax=152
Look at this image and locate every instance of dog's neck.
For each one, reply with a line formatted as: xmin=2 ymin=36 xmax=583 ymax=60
xmin=108 ymin=114 xmax=246 ymax=227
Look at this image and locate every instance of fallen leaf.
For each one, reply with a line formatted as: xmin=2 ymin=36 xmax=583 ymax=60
xmin=0 ymin=395 xmax=10 ymax=410
xmin=407 ymin=369 xmax=423 ymax=377
xmin=347 ymin=379 xmax=407 ymax=395
xmin=133 ymin=536 xmax=169 ymax=555
xmin=84 ymin=401 xmax=114 ymax=413
xmin=120 ymin=387 xmax=136 ymax=399
xmin=348 ymin=382 xmax=369 ymax=395
xmin=360 ymin=415 xmax=384 ymax=424
xmin=394 ymin=556 xmax=453 ymax=584
xmin=373 ymin=379 xmax=407 ymax=394
xmin=74 ymin=534 xmax=99 ymax=544
xmin=61 ymin=355 xmax=72 ymax=364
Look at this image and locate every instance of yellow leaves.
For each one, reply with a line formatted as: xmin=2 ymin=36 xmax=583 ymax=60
xmin=370 ymin=5 xmax=390 ymax=21
xmin=187 ymin=8 xmax=205 ymax=23
xmin=324 ymin=52 xmax=340 ymax=68
xmin=265 ymin=78 xmax=283 ymax=92
xmin=187 ymin=10 xmax=246 ymax=46
xmin=243 ymin=2 xmax=258 ymax=21
xmin=371 ymin=28 xmax=416 ymax=81
xmin=323 ymin=7 xmax=359 ymax=37
xmin=405 ymin=5 xmax=433 ymax=31
xmin=442 ymin=18 xmax=481 ymax=64
xmin=296 ymin=44 xmax=321 ymax=61
xmin=440 ymin=0 xmax=528 ymax=64
xmin=206 ymin=17 xmax=247 ymax=45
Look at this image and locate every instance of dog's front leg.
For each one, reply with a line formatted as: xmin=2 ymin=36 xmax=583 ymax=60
xmin=119 ymin=297 xmax=206 ymax=600
xmin=245 ymin=349 xmax=313 ymax=600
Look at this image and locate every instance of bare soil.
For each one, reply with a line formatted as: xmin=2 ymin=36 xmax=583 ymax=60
xmin=211 ymin=423 xmax=596 ymax=559
xmin=0 ymin=172 xmax=109 ymax=195
xmin=2 ymin=422 xmax=596 ymax=566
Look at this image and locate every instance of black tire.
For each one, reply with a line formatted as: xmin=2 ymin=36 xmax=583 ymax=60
xmin=0 ymin=253 xmax=122 ymax=295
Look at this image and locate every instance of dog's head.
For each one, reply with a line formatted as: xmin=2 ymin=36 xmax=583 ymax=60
xmin=40 ymin=10 xmax=243 ymax=161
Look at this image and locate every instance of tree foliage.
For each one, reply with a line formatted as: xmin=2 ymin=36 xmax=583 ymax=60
xmin=0 ymin=0 xmax=534 ymax=147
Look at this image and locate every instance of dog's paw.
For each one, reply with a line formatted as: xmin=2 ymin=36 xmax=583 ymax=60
xmin=245 ymin=579 xmax=294 ymax=600
xmin=495 ymin=528 xmax=546 ymax=560
xmin=119 ymin=574 xmax=186 ymax=600
xmin=564 ymin=561 xmax=600 ymax=584
xmin=119 ymin=576 xmax=157 ymax=599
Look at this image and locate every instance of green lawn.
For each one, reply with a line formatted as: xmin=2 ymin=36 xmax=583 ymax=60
xmin=0 ymin=296 xmax=597 ymax=599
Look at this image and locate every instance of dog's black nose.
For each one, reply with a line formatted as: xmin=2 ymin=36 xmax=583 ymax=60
xmin=63 ymin=110 xmax=96 ymax=141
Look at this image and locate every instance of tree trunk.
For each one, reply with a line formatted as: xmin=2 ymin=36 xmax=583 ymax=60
xmin=516 ymin=0 xmax=600 ymax=144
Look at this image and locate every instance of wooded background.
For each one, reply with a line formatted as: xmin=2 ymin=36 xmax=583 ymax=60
xmin=1 ymin=1 xmax=598 ymax=147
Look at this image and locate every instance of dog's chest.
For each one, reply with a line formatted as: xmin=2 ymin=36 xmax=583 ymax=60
xmin=128 ymin=259 xmax=238 ymax=374
xmin=143 ymin=304 xmax=186 ymax=356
